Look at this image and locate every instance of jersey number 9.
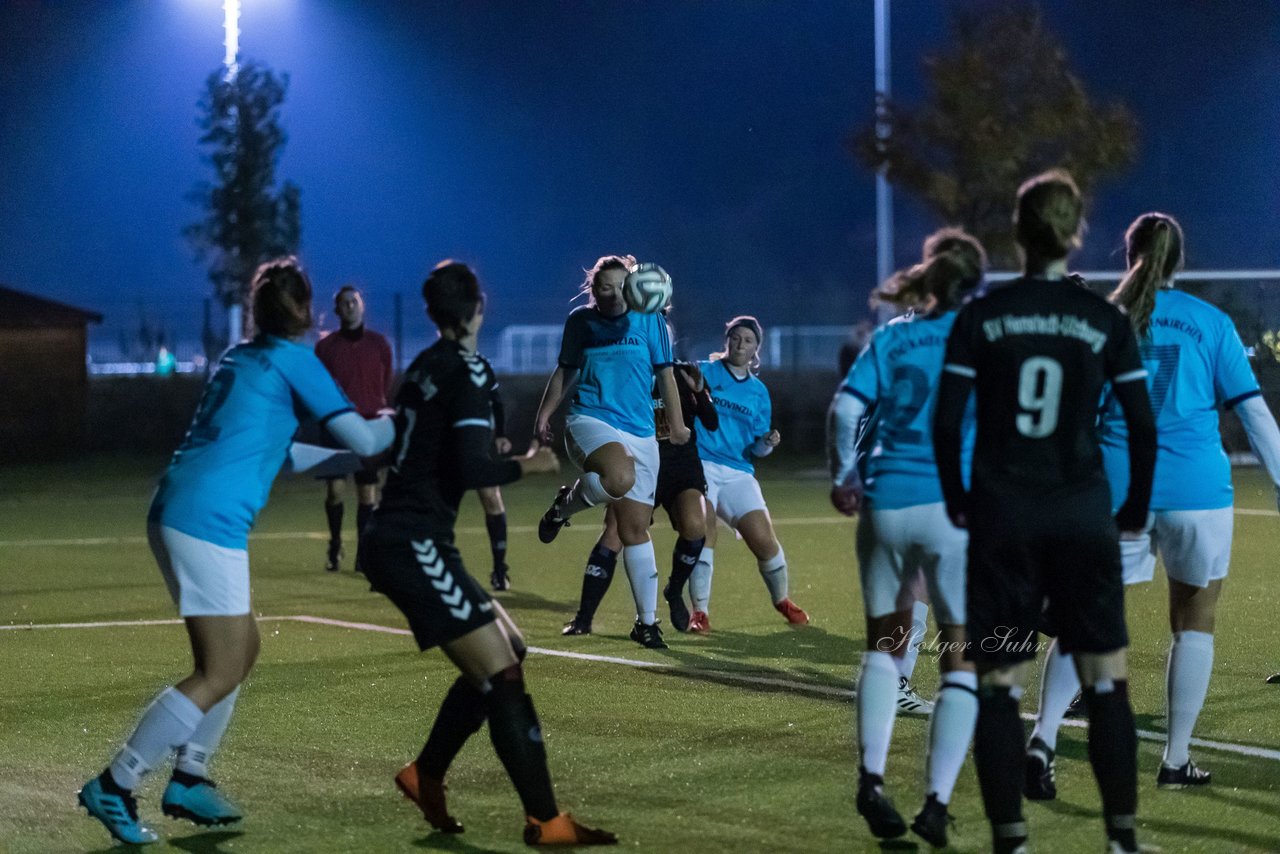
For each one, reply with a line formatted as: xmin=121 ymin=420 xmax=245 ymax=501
xmin=1015 ymin=357 xmax=1063 ymax=439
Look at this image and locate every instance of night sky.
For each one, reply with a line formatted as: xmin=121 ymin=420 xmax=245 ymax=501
xmin=2 ymin=1 xmax=1278 ymax=359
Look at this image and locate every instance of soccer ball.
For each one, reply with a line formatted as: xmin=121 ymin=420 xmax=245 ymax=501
xmin=623 ymin=262 xmax=673 ymax=313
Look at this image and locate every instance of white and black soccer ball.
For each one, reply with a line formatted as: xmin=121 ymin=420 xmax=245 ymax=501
xmin=623 ymin=262 xmax=673 ymax=314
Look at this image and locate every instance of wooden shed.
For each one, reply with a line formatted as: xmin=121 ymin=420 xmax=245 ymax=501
xmin=0 ymin=286 xmax=103 ymax=459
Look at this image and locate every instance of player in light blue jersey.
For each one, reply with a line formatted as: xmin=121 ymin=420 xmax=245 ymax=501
xmin=78 ymin=259 xmax=395 ymax=845
xmin=688 ymin=315 xmax=809 ymax=633
xmin=1026 ymin=213 xmax=1280 ymax=794
xmin=828 ymin=233 xmax=984 ymax=848
xmin=534 ymin=255 xmax=689 ymax=649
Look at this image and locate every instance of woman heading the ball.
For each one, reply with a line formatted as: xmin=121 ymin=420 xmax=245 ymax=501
xmin=78 ymin=258 xmax=396 ymax=845
xmin=534 ymin=255 xmax=689 ymax=649
xmin=688 ymin=315 xmax=809 ymax=633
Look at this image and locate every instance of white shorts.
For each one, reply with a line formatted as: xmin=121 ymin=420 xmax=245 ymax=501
xmin=564 ymin=414 xmax=660 ymax=506
xmin=148 ymin=523 xmax=252 ymax=617
xmin=1120 ymin=508 xmax=1233 ymax=588
xmin=855 ymin=502 xmax=967 ymax=624
xmin=702 ymin=459 xmax=768 ymax=529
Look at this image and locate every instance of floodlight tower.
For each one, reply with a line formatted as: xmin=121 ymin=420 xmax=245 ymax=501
xmin=223 ymin=0 xmax=243 ymax=342
xmin=874 ymin=0 xmax=893 ymax=299
xmin=223 ymin=0 xmax=240 ymax=77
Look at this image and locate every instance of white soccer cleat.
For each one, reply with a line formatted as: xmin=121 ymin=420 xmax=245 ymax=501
xmin=896 ymin=677 xmax=934 ymax=716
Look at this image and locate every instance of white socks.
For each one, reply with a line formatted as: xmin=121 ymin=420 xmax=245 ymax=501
xmin=109 ymin=687 xmax=205 ymax=790
xmin=897 ymin=600 xmax=930 ymax=681
xmin=1030 ymin=638 xmax=1080 ymax=751
xmin=690 ymin=547 xmax=714 ymax=612
xmin=1165 ymin=630 xmax=1214 ymax=767
xmin=563 ymin=472 xmax=617 ymax=518
xmin=176 ymin=686 xmax=241 ymax=779
xmin=757 ymin=549 xmax=789 ymax=604
xmin=623 ymin=542 xmax=660 ymax=625
xmin=856 ymin=651 xmax=899 ymax=776
xmin=926 ymin=670 xmax=978 ymax=803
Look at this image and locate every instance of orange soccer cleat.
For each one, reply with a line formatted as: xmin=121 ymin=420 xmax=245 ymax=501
xmin=523 ymin=812 xmax=618 ymax=846
xmin=775 ymin=598 xmax=810 ymax=625
xmin=395 ymin=762 xmax=463 ymax=833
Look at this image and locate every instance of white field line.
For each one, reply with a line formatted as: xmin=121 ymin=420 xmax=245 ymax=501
xmin=3 ymin=507 xmax=1277 ymax=548
xmin=4 ymin=614 xmax=1278 ymax=763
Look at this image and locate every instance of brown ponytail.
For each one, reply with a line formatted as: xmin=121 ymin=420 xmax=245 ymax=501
xmin=1110 ymin=212 xmax=1184 ymax=338
xmin=873 ymin=239 xmax=986 ymax=314
xmin=251 ymin=256 xmax=313 ymax=338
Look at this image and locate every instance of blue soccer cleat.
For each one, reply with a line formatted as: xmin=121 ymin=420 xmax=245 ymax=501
xmin=78 ymin=774 xmax=159 ymax=845
xmin=162 ymin=777 xmax=243 ymax=826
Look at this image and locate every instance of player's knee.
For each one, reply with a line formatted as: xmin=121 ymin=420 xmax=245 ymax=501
xmin=617 ymin=518 xmax=649 ymax=546
xmin=601 ymin=467 xmax=635 ymax=498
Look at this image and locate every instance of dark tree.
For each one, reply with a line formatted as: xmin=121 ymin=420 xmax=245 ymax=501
xmin=852 ymin=0 xmax=1138 ymax=264
xmin=185 ymin=61 xmax=301 ymax=339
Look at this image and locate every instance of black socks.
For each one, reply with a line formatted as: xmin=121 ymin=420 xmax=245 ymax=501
xmin=485 ymin=666 xmax=558 ymax=821
xmin=485 ymin=513 xmax=508 ymax=570
xmin=325 ymin=500 xmax=344 ymax=546
xmin=418 ymin=677 xmax=488 ymax=781
xmin=668 ymin=537 xmax=703 ymax=594
xmin=575 ymin=544 xmax=618 ymax=624
xmin=1084 ymin=680 xmax=1138 ymax=852
xmin=974 ymin=684 xmax=1026 ymax=853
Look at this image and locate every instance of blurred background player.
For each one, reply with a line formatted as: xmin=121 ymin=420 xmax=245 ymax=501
xmin=478 ymin=381 xmax=513 ymax=591
xmin=830 ymin=230 xmax=985 ymax=848
xmin=561 ymin=356 xmax=719 ymax=636
xmin=315 ymin=284 xmax=394 ymax=572
xmin=933 ymin=170 xmax=1156 ymax=854
xmin=534 ymin=255 xmax=689 ymax=650
xmin=78 ymin=258 xmax=394 ymax=845
xmin=688 ymin=316 xmax=808 ymax=633
xmin=1025 ymin=212 xmax=1280 ymax=796
xmin=362 ymin=260 xmax=615 ymax=846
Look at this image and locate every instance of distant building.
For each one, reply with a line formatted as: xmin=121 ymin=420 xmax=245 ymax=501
xmin=0 ymin=286 xmax=103 ymax=459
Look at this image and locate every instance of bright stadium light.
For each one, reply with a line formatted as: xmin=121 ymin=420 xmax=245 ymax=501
xmin=223 ymin=0 xmax=240 ymax=74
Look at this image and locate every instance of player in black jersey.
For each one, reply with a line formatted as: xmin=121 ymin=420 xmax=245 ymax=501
xmin=932 ymin=171 xmax=1156 ymax=854
xmin=561 ymin=359 xmax=719 ymax=640
xmin=362 ymin=260 xmax=617 ymax=847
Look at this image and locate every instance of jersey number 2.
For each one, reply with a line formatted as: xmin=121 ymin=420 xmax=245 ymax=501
xmin=1016 ymin=357 xmax=1063 ymax=438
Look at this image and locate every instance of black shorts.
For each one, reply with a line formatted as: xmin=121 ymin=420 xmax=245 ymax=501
xmin=965 ymin=484 xmax=1128 ymax=665
xmin=360 ymin=513 xmax=496 ymax=650
xmin=654 ymin=440 xmax=706 ymax=514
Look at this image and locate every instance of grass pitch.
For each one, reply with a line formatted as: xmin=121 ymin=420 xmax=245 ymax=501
xmin=2 ymin=453 xmax=1278 ymax=853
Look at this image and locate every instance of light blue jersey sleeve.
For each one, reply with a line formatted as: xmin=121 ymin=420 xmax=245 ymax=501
xmin=843 ymin=342 xmax=879 ymax=405
xmin=1101 ymin=292 xmax=1254 ymax=511
xmin=284 ymin=346 xmax=359 ymax=422
xmin=150 ymin=338 xmax=354 ymax=548
xmin=1214 ymin=315 xmax=1261 ymax=407
xmin=646 ymin=311 xmax=675 ymax=369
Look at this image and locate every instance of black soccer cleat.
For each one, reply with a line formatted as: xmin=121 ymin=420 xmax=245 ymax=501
xmin=629 ymin=620 xmax=668 ymax=650
xmin=490 ymin=565 xmax=511 ymax=591
xmin=537 ymin=486 xmax=572 ymax=544
xmin=1157 ymin=758 xmax=1211 ymax=789
xmin=561 ymin=617 xmax=592 ymax=636
xmin=1063 ymin=690 xmax=1086 ymax=719
xmin=1024 ymin=736 xmax=1057 ymax=801
xmin=1266 ymin=672 xmax=1280 ymax=684
xmin=663 ymin=583 xmax=690 ymax=632
xmin=910 ymin=792 xmax=954 ymax=849
xmin=856 ymin=771 xmax=907 ymax=839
